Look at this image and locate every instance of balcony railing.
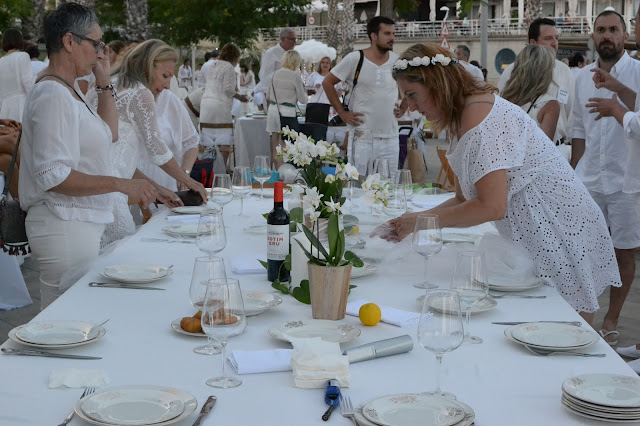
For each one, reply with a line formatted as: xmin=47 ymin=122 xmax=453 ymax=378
xmin=260 ymin=17 xmax=603 ymax=43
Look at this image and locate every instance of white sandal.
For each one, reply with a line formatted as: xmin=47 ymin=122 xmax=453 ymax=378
xmin=599 ymin=330 xmax=620 ymax=347
xmin=617 ymin=345 xmax=640 ymax=359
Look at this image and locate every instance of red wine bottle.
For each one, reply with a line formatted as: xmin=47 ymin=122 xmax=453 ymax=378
xmin=267 ymin=181 xmax=290 ymax=282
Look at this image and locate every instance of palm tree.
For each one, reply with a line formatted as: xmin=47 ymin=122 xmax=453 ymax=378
xmin=524 ymin=0 xmax=542 ymax=27
xmin=339 ymin=0 xmax=355 ymax=58
xmin=327 ymin=0 xmax=340 ymax=52
xmin=125 ymin=0 xmax=148 ymax=42
xmin=22 ymin=0 xmax=46 ymax=42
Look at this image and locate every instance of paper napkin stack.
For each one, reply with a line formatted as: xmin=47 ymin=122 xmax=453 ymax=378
xmin=49 ymin=368 xmax=109 ymax=389
xmin=289 ymin=337 xmax=350 ymax=389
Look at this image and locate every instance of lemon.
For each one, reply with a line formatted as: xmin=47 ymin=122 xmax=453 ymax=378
xmin=359 ymin=303 xmax=382 ymax=326
xmin=347 ymin=225 xmax=360 ymax=236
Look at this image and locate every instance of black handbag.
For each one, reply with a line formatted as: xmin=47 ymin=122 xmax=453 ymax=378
xmin=329 ymin=50 xmax=365 ymax=126
xmin=305 ymin=103 xmax=331 ymax=125
xmin=0 ymin=128 xmax=30 ymax=255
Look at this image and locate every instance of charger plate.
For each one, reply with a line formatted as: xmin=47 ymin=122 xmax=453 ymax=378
xmin=101 ymin=265 xmax=173 ymax=284
xmin=563 ymin=374 xmax=640 ymax=408
xmin=510 ymin=322 xmax=596 ymax=348
xmin=9 ymin=323 xmax=106 ymax=349
xmin=268 ymin=320 xmax=360 ymax=344
xmin=16 ymin=320 xmax=102 ymax=345
xmin=362 ymin=394 xmax=465 ymax=426
xmin=503 ymin=324 xmax=598 ymax=351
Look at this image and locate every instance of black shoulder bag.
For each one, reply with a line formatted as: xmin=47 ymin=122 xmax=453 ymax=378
xmin=329 ymin=50 xmax=365 ymax=126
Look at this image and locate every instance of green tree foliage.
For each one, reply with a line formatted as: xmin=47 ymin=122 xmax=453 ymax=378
xmin=0 ymin=0 xmax=31 ymax=35
xmin=147 ymin=0 xmax=311 ymax=48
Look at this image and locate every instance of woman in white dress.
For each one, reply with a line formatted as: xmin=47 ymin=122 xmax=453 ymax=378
xmin=177 ymin=59 xmax=193 ymax=92
xmin=306 ymin=56 xmax=344 ymax=105
xmin=235 ymin=62 xmax=255 ymax=118
xmin=101 ymin=39 xmax=207 ymax=246
xmin=0 ymin=28 xmax=34 ymax=122
xmin=387 ymin=43 xmax=621 ymax=322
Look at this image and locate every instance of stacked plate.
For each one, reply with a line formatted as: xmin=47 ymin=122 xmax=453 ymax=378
xmin=268 ymin=320 xmax=361 ymax=344
xmin=74 ymin=385 xmax=197 ymax=426
xmin=101 ymin=265 xmax=173 ymax=284
xmin=488 ymin=275 xmax=543 ymax=292
xmin=354 ymin=393 xmax=475 ymax=426
xmin=418 ymin=294 xmax=497 ymax=315
xmin=162 ymin=224 xmax=199 ymax=237
xmin=504 ymin=322 xmax=599 ymax=352
xmin=562 ymin=374 xmax=640 ymax=423
xmin=8 ymin=320 xmax=106 ymax=349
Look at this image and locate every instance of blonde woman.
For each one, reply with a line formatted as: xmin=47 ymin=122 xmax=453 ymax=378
xmin=502 ymin=44 xmax=560 ymax=141
xmin=385 ymin=43 xmax=621 ymax=323
xmin=100 ymin=39 xmax=207 ymax=246
xmin=266 ymin=50 xmax=307 ymax=167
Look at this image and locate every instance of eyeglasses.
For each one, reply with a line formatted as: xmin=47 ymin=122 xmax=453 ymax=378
xmin=71 ymin=32 xmax=105 ymax=54
xmin=284 ymin=36 xmax=297 ymax=42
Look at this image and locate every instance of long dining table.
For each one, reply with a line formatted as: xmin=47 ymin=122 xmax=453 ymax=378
xmin=0 ymin=193 xmax=636 ymax=425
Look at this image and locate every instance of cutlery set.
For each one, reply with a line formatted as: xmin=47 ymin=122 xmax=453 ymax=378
xmin=89 ymin=282 xmax=166 ymax=290
xmin=1 ymin=347 xmax=102 ymax=360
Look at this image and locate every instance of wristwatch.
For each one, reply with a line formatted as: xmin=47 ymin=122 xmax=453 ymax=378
xmin=184 ymin=169 xmax=191 ymax=175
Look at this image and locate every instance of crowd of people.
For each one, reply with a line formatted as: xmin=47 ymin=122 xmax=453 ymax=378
xmin=3 ymin=2 xmax=640 ymax=372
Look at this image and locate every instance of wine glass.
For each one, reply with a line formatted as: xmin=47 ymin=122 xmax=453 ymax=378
xmin=189 ymin=256 xmax=226 ymax=355
xmin=373 ymin=159 xmax=391 ymax=184
xmin=383 ymin=184 xmax=406 ymax=217
xmin=201 ymin=278 xmax=247 ymax=388
xmin=196 ymin=210 xmax=227 ymax=258
xmin=232 ymin=166 xmax=252 ymax=217
xmin=211 ymin=174 xmax=233 ymax=215
xmin=450 ymin=250 xmax=489 ymax=344
xmin=417 ymin=289 xmax=464 ymax=398
xmin=412 ymin=214 xmax=443 ymax=289
xmin=396 ymin=169 xmax=413 ymax=203
xmin=253 ymin=155 xmax=271 ymax=199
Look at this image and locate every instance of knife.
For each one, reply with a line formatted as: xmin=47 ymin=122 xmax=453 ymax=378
xmin=192 ymin=395 xmax=217 ymax=426
xmin=492 ymin=321 xmax=582 ymax=326
xmin=89 ymin=282 xmax=165 ymax=290
xmin=1 ymin=347 xmax=102 ymax=360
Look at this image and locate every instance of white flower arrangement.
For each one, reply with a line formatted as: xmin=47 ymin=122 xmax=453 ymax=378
xmin=277 ymin=126 xmax=341 ymax=167
xmin=392 ymin=55 xmax=458 ymax=71
xmin=361 ymin=173 xmax=391 ymax=207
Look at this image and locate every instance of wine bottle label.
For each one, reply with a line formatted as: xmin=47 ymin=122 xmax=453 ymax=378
xmin=267 ymin=224 xmax=289 ymax=260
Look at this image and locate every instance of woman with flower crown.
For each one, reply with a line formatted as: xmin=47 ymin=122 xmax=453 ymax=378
xmin=385 ymin=43 xmax=621 ymax=322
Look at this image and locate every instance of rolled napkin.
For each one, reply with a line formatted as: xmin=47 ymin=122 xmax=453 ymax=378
xmin=228 ymin=349 xmax=293 ymax=374
xmin=165 ymin=214 xmax=200 ymax=224
xmin=346 ymin=299 xmax=421 ymax=328
xmin=289 ymin=337 xmax=350 ymax=389
xmin=49 ymin=368 xmax=109 ymax=389
xmin=342 ymin=335 xmax=414 ymax=363
xmin=230 ymin=257 xmax=266 ymax=275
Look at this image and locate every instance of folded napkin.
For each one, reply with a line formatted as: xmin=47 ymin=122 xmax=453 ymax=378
xmin=412 ymin=193 xmax=456 ymax=209
xmin=165 ymin=214 xmax=200 ymax=224
xmin=49 ymin=368 xmax=109 ymax=389
xmin=289 ymin=337 xmax=350 ymax=389
xmin=346 ymin=300 xmax=420 ymax=328
xmin=228 ymin=349 xmax=293 ymax=374
xmin=230 ymin=257 xmax=266 ymax=275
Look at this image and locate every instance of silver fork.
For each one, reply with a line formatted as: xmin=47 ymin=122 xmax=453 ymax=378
xmin=489 ymin=293 xmax=546 ymax=299
xmin=524 ymin=345 xmax=606 ymax=358
xmin=340 ymin=395 xmax=356 ymax=425
xmin=58 ymin=387 xmax=95 ymax=426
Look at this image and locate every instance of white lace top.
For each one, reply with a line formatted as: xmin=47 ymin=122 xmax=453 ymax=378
xmin=447 ymin=95 xmax=621 ymax=313
xmin=0 ymin=52 xmax=34 ymax=121
xmin=19 ymin=81 xmax=114 ymax=223
xmin=204 ymin=60 xmax=237 ymax=102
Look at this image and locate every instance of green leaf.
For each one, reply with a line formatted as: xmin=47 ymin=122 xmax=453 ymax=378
xmin=284 ymin=254 xmax=292 ymax=271
xmin=258 ymin=259 xmax=268 ymax=269
xmin=292 ymin=280 xmax=311 ymax=304
xmin=295 ymin=239 xmax=315 ymax=263
xmin=327 ymin=214 xmax=339 ymax=263
xmin=262 ymin=213 xmax=268 ymax=220
xmin=345 ymin=251 xmax=364 ymax=268
xmin=271 ymin=280 xmax=290 ymax=294
xmin=290 ymin=207 xmax=304 ymax=224
xmin=302 ymin=224 xmax=330 ymax=260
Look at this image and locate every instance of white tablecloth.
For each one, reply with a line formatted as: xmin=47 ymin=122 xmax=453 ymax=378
xmin=0 ymin=195 xmax=634 ymax=425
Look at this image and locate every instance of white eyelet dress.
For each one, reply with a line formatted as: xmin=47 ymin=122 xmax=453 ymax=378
xmin=446 ymin=96 xmax=621 ymax=313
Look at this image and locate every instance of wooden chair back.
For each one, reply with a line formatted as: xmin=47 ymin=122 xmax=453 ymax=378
xmin=436 ymin=146 xmax=455 ymax=191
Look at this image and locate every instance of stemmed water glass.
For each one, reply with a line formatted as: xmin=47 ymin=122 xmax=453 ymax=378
xmin=450 ymin=250 xmax=489 ymax=344
xmin=201 ymin=278 xmax=247 ymax=388
xmin=189 ymin=257 xmax=226 ymax=355
xmin=383 ymin=184 xmax=407 ymax=217
xmin=232 ymin=166 xmax=252 ymax=217
xmin=417 ymin=289 xmax=464 ymax=398
xmin=412 ymin=214 xmax=443 ymax=289
xmin=396 ymin=169 xmax=413 ymax=204
xmin=196 ymin=210 xmax=227 ymax=258
xmin=211 ymin=174 xmax=233 ymax=216
xmin=373 ymin=159 xmax=391 ymax=184
xmin=253 ymin=155 xmax=271 ymax=199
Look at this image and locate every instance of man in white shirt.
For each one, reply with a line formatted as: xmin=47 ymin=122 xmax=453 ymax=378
xmin=571 ymin=10 xmax=640 ymax=341
xmin=498 ymin=18 xmax=574 ymax=145
xmin=253 ymin=28 xmax=296 ymax=111
xmin=455 ymin=45 xmax=485 ymax=83
xmin=323 ymin=16 xmax=407 ymax=178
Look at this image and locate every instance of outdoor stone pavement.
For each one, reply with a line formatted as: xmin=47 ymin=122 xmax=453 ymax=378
xmin=3 ymin=138 xmax=640 ymax=364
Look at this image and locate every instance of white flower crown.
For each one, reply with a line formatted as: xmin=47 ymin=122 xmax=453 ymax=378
xmin=392 ymin=54 xmax=459 ymax=71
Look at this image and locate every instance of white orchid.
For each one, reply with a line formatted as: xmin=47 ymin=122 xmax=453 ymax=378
xmin=342 ymin=163 xmax=359 ymax=180
xmin=325 ymin=200 xmax=341 ymax=213
xmin=302 ymin=187 xmax=323 ymax=210
xmin=307 ymin=210 xmax=321 ymax=223
xmin=324 ymin=174 xmax=336 ymax=183
xmin=281 ymin=126 xmax=298 ymax=140
xmin=362 ymin=173 xmax=381 ymax=191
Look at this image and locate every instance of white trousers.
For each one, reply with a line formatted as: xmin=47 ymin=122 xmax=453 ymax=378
xmin=347 ymin=133 xmax=399 ymax=179
xmin=25 ymin=205 xmax=104 ymax=310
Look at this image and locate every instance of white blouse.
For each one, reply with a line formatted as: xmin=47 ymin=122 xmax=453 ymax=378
xmin=0 ymin=52 xmax=34 ymax=121
xmin=19 ymin=81 xmax=114 ymax=223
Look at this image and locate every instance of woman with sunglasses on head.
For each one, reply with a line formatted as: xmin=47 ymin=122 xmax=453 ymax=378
xmin=19 ymin=2 xmax=165 ymax=309
xmin=383 ymin=43 xmax=621 ymax=323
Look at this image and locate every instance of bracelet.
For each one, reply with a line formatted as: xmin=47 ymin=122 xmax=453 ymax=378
xmin=95 ymin=84 xmax=117 ymax=99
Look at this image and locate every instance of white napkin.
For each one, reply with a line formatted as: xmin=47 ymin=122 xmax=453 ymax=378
xmin=411 ymin=193 xmax=456 ymax=209
xmin=228 ymin=349 xmax=293 ymax=374
xmin=289 ymin=337 xmax=350 ymax=389
xmin=230 ymin=257 xmax=266 ymax=275
xmin=346 ymin=299 xmax=420 ymax=328
xmin=165 ymin=214 xmax=200 ymax=224
xmin=49 ymin=368 xmax=109 ymax=389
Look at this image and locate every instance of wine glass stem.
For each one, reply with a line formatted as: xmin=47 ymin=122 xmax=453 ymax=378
xmin=260 ymin=182 xmax=264 ymax=199
xmin=207 ymin=336 xmax=214 ymax=350
xmin=239 ymin=197 xmax=244 ymax=215
xmin=435 ymin=353 xmax=443 ymax=395
xmin=424 ymin=256 xmax=429 ymax=284
xmin=220 ymin=341 xmax=228 ymax=379
xmin=465 ymin=306 xmax=472 ymax=337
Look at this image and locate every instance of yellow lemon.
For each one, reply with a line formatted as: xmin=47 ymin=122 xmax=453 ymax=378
xmin=347 ymin=225 xmax=360 ymax=236
xmin=359 ymin=303 xmax=382 ymax=326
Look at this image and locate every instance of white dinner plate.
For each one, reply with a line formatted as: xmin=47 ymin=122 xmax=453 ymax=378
xmin=354 ymin=394 xmax=475 ymax=426
xmin=563 ymin=392 xmax=640 ymax=415
xmin=362 ymin=394 xmax=466 ymax=426
xmin=417 ymin=295 xmax=497 ymax=315
xmin=488 ymin=275 xmax=544 ymax=292
xmin=510 ymin=322 xmax=596 ymax=348
xmin=562 ymin=395 xmax=640 ymax=418
xmin=503 ymin=325 xmax=598 ymax=351
xmin=101 ymin=265 xmax=173 ymax=284
xmin=351 ymin=263 xmax=378 ymax=279
xmin=162 ymin=224 xmax=199 ymax=237
xmin=8 ymin=324 xmax=106 ymax=349
xmin=243 ymin=225 xmax=267 ymax=234
xmin=75 ymin=386 xmax=197 ymax=426
xmin=170 ymin=318 xmax=206 ymax=338
xmin=170 ymin=206 xmax=209 ymax=215
xmin=243 ymin=291 xmax=282 ymax=316
xmin=562 ymin=397 xmax=640 ymax=423
xmin=563 ymin=374 xmax=640 ymax=408
xmin=15 ymin=320 xmax=102 ymax=345
xmin=268 ymin=320 xmax=361 ymax=344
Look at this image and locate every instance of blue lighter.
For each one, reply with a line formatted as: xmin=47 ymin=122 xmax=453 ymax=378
xmin=322 ymin=379 xmax=341 ymax=421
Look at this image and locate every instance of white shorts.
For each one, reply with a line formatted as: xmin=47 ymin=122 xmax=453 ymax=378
xmin=589 ymin=190 xmax=640 ymax=249
xmin=347 ymin=132 xmax=400 ymax=179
